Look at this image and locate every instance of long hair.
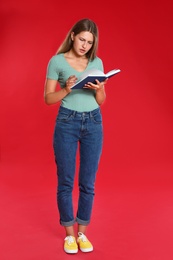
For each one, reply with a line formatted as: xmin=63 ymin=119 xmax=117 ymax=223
xmin=56 ymin=18 xmax=99 ymax=61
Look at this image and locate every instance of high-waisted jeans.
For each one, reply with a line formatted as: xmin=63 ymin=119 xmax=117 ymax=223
xmin=53 ymin=106 xmax=103 ymax=227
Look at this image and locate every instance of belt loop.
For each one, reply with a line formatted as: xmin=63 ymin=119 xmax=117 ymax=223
xmin=73 ymin=110 xmax=76 ymax=117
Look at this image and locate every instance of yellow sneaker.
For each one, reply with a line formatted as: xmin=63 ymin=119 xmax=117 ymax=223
xmin=77 ymin=232 xmax=93 ymax=252
xmin=64 ymin=236 xmax=78 ymax=254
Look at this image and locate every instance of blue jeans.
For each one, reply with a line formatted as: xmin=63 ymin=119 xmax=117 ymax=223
xmin=53 ymin=106 xmax=103 ymax=227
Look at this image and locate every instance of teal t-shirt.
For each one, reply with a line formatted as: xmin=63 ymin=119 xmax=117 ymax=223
xmin=46 ymin=53 xmax=104 ymax=112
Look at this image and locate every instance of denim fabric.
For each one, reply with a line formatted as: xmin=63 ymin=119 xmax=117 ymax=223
xmin=53 ymin=106 xmax=103 ymax=227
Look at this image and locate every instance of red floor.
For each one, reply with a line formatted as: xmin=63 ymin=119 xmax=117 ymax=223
xmin=1 ymin=160 xmax=173 ymax=260
xmin=1 ymin=1 xmax=173 ymax=259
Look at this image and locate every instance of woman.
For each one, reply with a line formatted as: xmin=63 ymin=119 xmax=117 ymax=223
xmin=44 ymin=18 xmax=107 ymax=254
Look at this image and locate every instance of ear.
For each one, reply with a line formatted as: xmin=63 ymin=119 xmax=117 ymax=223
xmin=71 ymin=32 xmax=74 ymax=41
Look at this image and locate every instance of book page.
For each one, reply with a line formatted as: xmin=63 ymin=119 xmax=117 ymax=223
xmin=106 ymin=69 xmax=121 ymax=78
xmin=78 ymin=69 xmax=105 ymax=81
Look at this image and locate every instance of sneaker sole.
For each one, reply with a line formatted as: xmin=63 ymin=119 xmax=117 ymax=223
xmin=79 ymin=247 xmax=93 ymax=253
xmin=64 ymin=248 xmax=78 ymax=254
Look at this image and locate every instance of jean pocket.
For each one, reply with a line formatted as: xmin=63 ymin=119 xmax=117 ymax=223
xmin=91 ymin=111 xmax=102 ymax=124
xmin=56 ymin=110 xmax=72 ymax=122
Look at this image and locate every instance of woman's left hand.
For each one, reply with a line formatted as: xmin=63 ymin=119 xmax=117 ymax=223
xmin=84 ymin=78 xmax=108 ymax=91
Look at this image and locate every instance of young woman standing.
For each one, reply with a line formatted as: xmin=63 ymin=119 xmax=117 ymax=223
xmin=44 ymin=18 xmax=107 ymax=254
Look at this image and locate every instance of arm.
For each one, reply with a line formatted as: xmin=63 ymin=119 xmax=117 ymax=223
xmin=44 ymin=79 xmax=70 ymax=105
xmin=44 ymin=75 xmax=77 ymax=105
xmin=95 ymin=85 xmax=106 ymax=105
xmin=84 ymin=78 xmax=107 ymax=106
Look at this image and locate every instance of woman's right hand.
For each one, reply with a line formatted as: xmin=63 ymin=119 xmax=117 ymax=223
xmin=65 ymin=75 xmax=78 ymax=90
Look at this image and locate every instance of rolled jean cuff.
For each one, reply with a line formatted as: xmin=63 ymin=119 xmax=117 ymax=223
xmin=60 ymin=219 xmax=76 ymax=227
xmin=76 ymin=217 xmax=90 ymax=226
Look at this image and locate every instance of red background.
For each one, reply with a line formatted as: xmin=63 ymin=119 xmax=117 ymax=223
xmin=1 ymin=0 xmax=173 ymax=259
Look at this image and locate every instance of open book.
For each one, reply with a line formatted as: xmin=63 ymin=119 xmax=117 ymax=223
xmin=71 ymin=68 xmax=121 ymax=89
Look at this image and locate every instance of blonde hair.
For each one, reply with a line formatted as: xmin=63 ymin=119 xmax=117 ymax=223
xmin=56 ymin=18 xmax=99 ymax=61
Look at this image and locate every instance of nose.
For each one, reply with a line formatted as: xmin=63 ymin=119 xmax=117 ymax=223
xmin=82 ymin=41 xmax=87 ymax=48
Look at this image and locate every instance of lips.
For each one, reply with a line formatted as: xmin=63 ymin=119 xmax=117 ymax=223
xmin=79 ymin=49 xmax=86 ymax=53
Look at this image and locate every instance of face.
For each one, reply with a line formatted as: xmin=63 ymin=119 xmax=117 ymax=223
xmin=71 ymin=31 xmax=94 ymax=56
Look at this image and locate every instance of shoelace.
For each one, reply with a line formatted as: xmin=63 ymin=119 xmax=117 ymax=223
xmin=78 ymin=232 xmax=88 ymax=242
xmin=65 ymin=236 xmax=75 ymax=245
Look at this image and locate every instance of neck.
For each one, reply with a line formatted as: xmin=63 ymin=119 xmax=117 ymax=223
xmin=66 ymin=50 xmax=86 ymax=60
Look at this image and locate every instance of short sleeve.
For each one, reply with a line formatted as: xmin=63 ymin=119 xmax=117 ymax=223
xmin=46 ymin=56 xmax=59 ymax=80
